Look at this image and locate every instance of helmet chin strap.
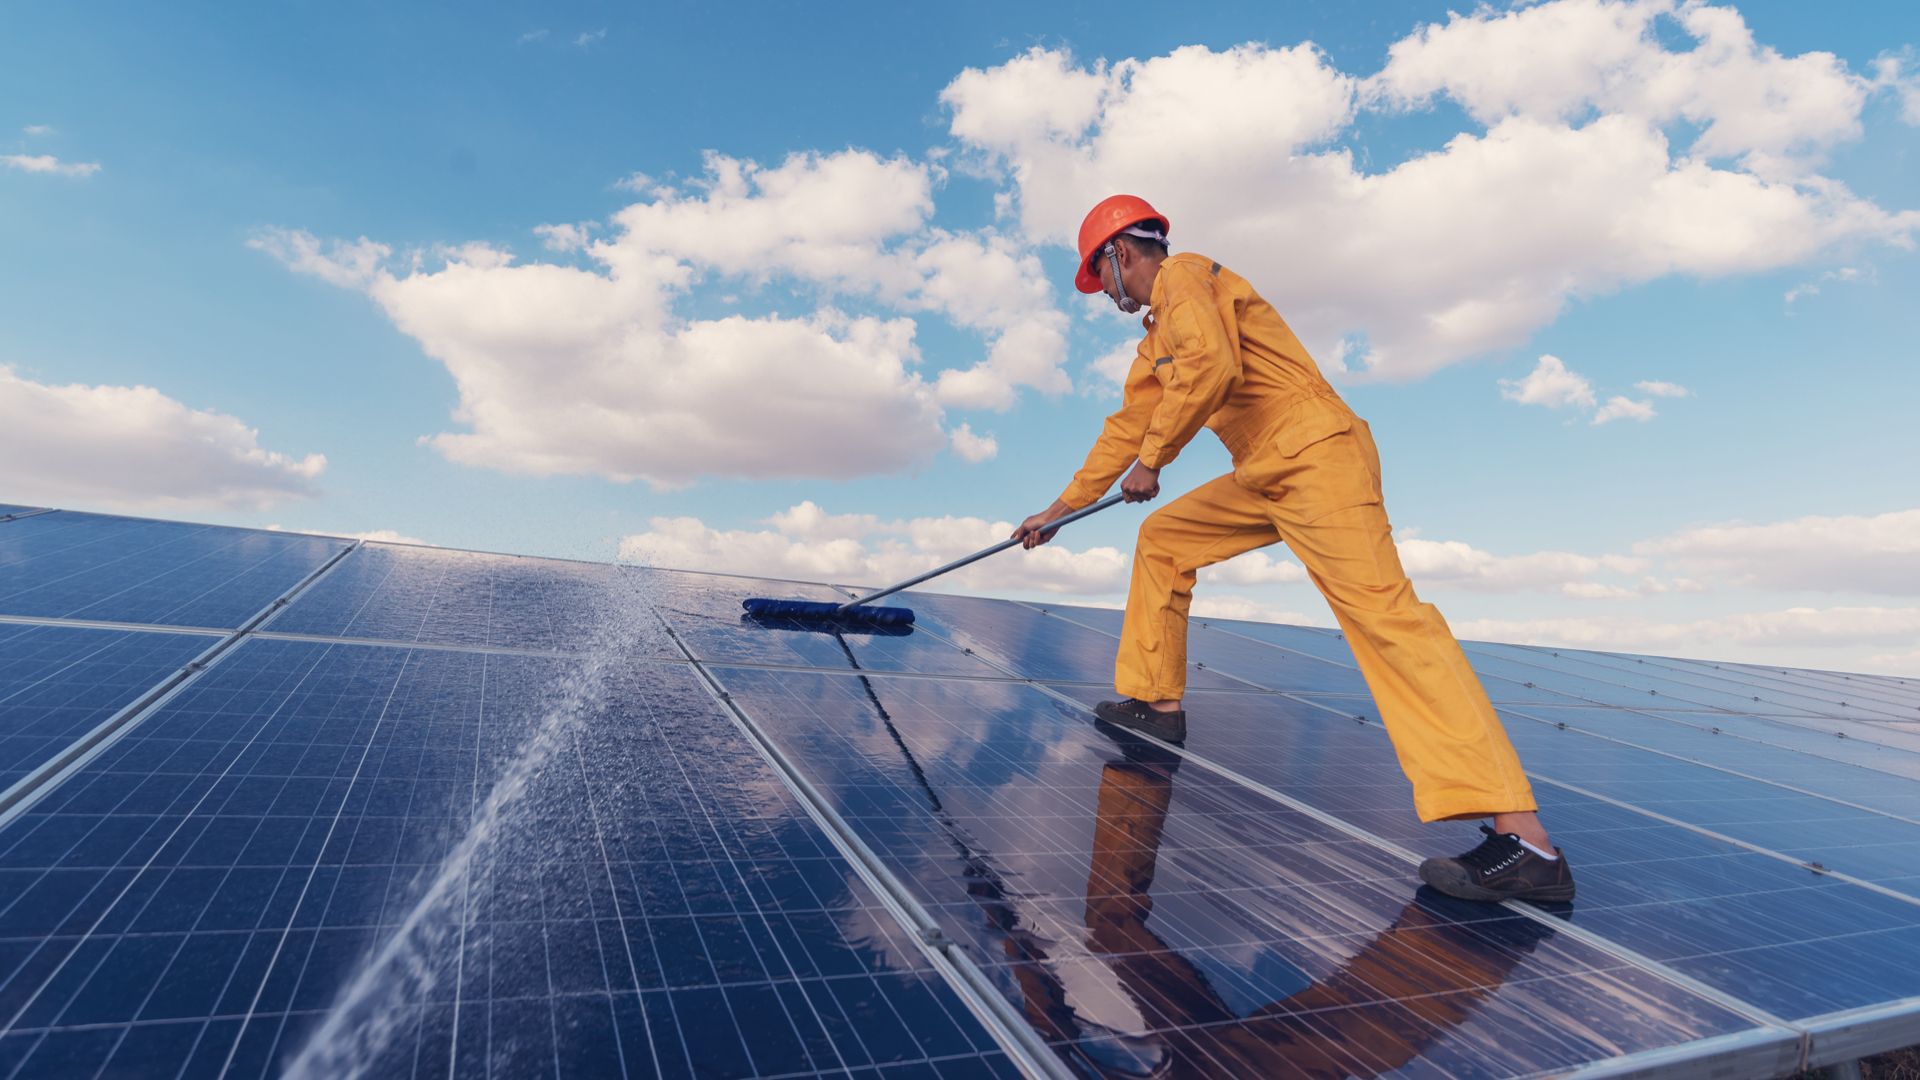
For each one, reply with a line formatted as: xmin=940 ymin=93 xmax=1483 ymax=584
xmin=1103 ymin=243 xmax=1141 ymax=314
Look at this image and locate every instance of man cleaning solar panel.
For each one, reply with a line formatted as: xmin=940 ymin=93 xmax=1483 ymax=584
xmin=1012 ymin=195 xmax=1574 ymax=905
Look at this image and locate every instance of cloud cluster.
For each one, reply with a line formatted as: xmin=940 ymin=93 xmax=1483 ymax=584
xmin=0 ymin=366 xmax=324 ymax=511
xmin=3 ymin=154 xmax=100 ymax=178
xmin=943 ymin=2 xmax=1917 ymax=379
xmin=1498 ymin=355 xmax=1686 ymax=424
xmin=1635 ymin=508 xmax=1920 ymax=594
xmin=618 ymin=500 xmax=1128 ymax=596
xmin=256 ymin=149 xmax=1072 ymax=487
xmin=1456 ymin=605 xmax=1920 ymax=655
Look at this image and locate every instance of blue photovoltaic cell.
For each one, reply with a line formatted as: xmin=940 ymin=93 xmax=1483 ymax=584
xmin=1467 ymin=641 xmax=1914 ymax=723
xmin=1637 ymin=708 xmax=1920 ymax=781
xmin=889 ymin=591 xmax=1247 ymax=690
xmin=0 ymin=638 xmax=1016 ymax=1079
xmin=1493 ymin=703 xmax=1920 ymax=814
xmin=0 ymin=515 xmax=345 ymax=629
xmin=1541 ymin=647 xmax=1920 ymax=720
xmin=708 ymin=666 xmax=1779 ymax=1076
xmin=268 ymin=544 xmax=677 ymax=657
xmin=642 ymin=571 xmax=1010 ymax=680
xmin=1044 ymin=682 xmax=1920 ymax=1021
xmin=0 ymin=624 xmax=217 ymax=792
xmin=7 ymin=508 xmax=1920 ymax=1076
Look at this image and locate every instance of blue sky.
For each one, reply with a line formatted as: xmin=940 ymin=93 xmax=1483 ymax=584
xmin=3 ymin=1 xmax=1917 ymax=672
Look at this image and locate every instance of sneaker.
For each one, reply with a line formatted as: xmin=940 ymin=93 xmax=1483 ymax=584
xmin=1092 ymin=699 xmax=1186 ymax=744
xmin=1419 ymin=825 xmax=1576 ymax=904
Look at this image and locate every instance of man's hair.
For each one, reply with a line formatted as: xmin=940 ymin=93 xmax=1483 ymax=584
xmin=1115 ymin=232 xmax=1169 ymax=259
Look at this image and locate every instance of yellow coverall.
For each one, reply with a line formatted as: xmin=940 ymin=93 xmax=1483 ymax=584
xmin=1059 ymin=253 xmax=1535 ymax=822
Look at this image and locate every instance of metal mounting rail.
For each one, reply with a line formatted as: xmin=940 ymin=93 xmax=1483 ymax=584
xmin=0 ymin=508 xmax=56 ymax=523
xmin=0 ymin=542 xmax=363 ymax=832
xmin=649 ymin=611 xmax=1074 ymax=1080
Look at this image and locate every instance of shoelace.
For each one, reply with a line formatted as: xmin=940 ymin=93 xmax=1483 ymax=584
xmin=1457 ymin=825 xmax=1526 ymax=876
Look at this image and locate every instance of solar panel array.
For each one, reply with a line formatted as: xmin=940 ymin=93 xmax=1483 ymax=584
xmin=2 ymin=508 xmax=1916 ymax=1079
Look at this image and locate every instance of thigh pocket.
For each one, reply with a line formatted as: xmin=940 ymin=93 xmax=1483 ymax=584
xmin=1234 ymin=409 xmax=1383 ymax=522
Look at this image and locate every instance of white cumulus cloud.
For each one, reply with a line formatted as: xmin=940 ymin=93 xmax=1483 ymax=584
xmin=943 ymin=5 xmax=1917 ymax=380
xmin=619 ymin=504 xmax=1129 ymax=596
xmin=1399 ymin=537 xmax=1648 ymax=593
xmin=1190 ymin=596 xmax=1321 ymax=625
xmin=1457 ymin=606 xmax=1920 ymax=653
xmin=255 ymin=148 xmax=1077 ymax=486
xmin=1200 ymin=550 xmax=1308 ymax=586
xmin=1592 ymin=395 xmax=1658 ymax=424
xmin=1634 ymin=379 xmax=1691 ymax=397
xmin=3 ymin=154 xmax=100 ymax=178
xmin=949 ymin=423 xmax=999 ymax=462
xmin=1636 ymin=509 xmax=1920 ymax=595
xmin=0 ymin=366 xmax=324 ymax=512
xmin=1500 ymin=355 xmax=1596 ymax=409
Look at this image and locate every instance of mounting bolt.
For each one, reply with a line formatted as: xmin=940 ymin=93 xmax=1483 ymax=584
xmin=919 ymin=927 xmax=948 ymax=947
xmin=1556 ymin=721 xmax=1568 ymax=730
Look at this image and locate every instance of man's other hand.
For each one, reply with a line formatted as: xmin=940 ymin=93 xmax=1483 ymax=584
xmin=1013 ymin=500 xmax=1073 ymax=549
xmin=1121 ymin=462 xmax=1161 ymax=503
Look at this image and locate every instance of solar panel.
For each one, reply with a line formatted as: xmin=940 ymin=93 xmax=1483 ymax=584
xmin=0 ymin=623 xmax=218 ymax=794
xmin=0 ymin=514 xmax=346 ymax=629
xmin=640 ymin=569 xmax=1014 ymax=679
xmin=702 ymin=667 xmax=1790 ymax=1076
xmin=1 ymin=507 xmax=1916 ymax=1077
xmin=858 ymin=591 xmax=1246 ymax=690
xmin=1046 ymin=684 xmax=1920 ymax=1021
xmin=266 ymin=544 xmax=676 ymax=657
xmin=0 ymin=506 xmax=44 ymax=519
xmin=0 ymin=638 xmax=1017 ymax=1078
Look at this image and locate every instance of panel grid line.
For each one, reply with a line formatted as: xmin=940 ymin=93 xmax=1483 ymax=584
xmin=652 ymin=614 xmax=1072 ymax=1080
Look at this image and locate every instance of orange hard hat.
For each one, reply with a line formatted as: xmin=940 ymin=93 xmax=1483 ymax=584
xmin=1075 ymin=194 xmax=1170 ymax=294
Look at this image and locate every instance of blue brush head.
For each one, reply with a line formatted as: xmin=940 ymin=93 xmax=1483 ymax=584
xmin=741 ymin=597 xmax=916 ymax=627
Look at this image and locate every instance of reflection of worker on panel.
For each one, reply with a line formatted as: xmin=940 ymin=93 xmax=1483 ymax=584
xmin=1062 ymin=726 xmax=1556 ymax=1077
xmin=1015 ymin=195 xmax=1573 ymax=905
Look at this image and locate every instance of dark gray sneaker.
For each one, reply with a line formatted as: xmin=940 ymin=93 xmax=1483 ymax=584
xmin=1419 ymin=825 xmax=1576 ymax=904
xmin=1093 ymin=698 xmax=1186 ymax=744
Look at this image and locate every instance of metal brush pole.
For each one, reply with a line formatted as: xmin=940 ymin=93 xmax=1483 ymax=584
xmin=835 ymin=493 xmax=1125 ymax=614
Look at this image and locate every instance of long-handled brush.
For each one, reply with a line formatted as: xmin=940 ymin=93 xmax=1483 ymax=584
xmin=742 ymin=493 xmax=1125 ymax=627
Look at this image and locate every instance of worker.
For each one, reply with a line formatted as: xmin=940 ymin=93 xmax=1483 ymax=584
xmin=1013 ymin=195 xmax=1574 ymax=904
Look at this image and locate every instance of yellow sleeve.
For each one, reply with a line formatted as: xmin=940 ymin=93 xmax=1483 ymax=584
xmin=1137 ymin=263 xmax=1241 ymax=469
xmin=1059 ymin=342 xmax=1161 ymax=508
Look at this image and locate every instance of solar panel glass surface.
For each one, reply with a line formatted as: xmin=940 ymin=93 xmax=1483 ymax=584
xmin=642 ymin=571 xmax=1011 ymax=680
xmin=704 ymin=666 xmax=1781 ymax=1076
xmin=0 ymin=624 xmax=217 ymax=793
xmin=0 ymin=638 xmax=1016 ymax=1079
xmin=882 ymin=591 xmax=1248 ymax=690
xmin=3 ymin=510 xmax=1918 ymax=1077
xmin=0 ymin=515 xmax=345 ymax=629
xmin=269 ymin=544 xmax=676 ymax=657
xmin=1046 ymin=684 xmax=1920 ymax=1021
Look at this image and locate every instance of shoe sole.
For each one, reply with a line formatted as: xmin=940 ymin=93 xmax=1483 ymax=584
xmin=1419 ymin=861 xmax=1576 ymax=904
xmin=1092 ymin=706 xmax=1184 ymax=744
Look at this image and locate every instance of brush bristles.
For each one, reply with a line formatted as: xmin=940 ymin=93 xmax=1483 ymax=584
xmin=741 ymin=598 xmax=916 ymax=626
